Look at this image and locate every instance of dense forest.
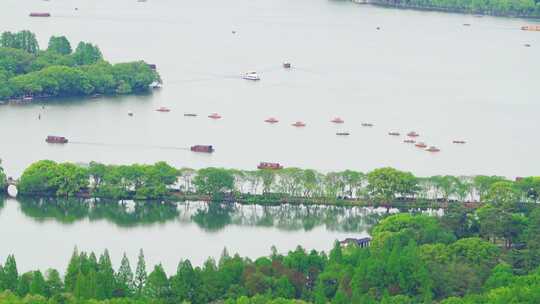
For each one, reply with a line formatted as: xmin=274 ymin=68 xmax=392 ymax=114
xmin=2 ymin=204 xmax=540 ymax=303
xmin=368 ymin=0 xmax=540 ymax=17
xmin=0 ymin=30 xmax=160 ymax=101
xmin=8 ymin=160 xmax=540 ymax=207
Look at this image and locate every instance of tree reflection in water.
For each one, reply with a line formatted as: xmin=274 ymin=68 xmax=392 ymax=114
xmin=14 ymin=198 xmax=393 ymax=232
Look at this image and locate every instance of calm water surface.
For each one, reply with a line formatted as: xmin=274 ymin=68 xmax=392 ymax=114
xmin=0 ymin=0 xmax=539 ymax=177
xmin=0 ymin=197 xmax=380 ymax=273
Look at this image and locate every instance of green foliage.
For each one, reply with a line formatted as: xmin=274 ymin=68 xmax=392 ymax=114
xmin=367 ymin=168 xmax=418 ymax=204
xmin=47 ymin=36 xmax=72 ymax=55
xmin=0 ymin=163 xmax=6 ymax=192
xmin=372 ymin=213 xmax=456 ymax=246
xmin=18 ymin=160 xmax=88 ymax=197
xmin=0 ymin=31 xmax=159 ymax=101
xmin=0 ymin=31 xmax=39 ymax=54
xmin=73 ymin=42 xmax=103 ymax=65
xmin=194 ymin=168 xmax=235 ymax=196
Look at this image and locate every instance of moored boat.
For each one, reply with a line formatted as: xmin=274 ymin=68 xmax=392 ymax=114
xmin=336 ymin=132 xmax=350 ymax=136
xmin=426 ymin=146 xmax=440 ymax=152
xmin=404 ymin=139 xmax=415 ymax=144
xmin=190 ymin=145 xmax=214 ymax=153
xmin=361 ymin=122 xmax=373 ymax=127
xmin=292 ymin=121 xmax=306 ymax=127
xmin=242 ymin=71 xmax=260 ymax=81
xmin=415 ymin=142 xmax=427 ymax=148
xmin=283 ymin=62 xmax=291 ymax=69
xmin=265 ymin=117 xmax=279 ymax=123
xmin=258 ymin=162 xmax=283 ymax=170
xmin=156 ymin=107 xmax=170 ymax=112
xmin=388 ymin=131 xmax=400 ymax=136
xmin=184 ymin=113 xmax=197 ymax=117
xmin=128 ymin=112 xmax=133 ymax=117
xmin=331 ymin=117 xmax=344 ymax=124
xmin=46 ymin=136 xmax=68 ymax=144
xmin=407 ymin=131 xmax=419 ymax=137
xmin=30 ymin=12 xmax=51 ymax=17
xmin=208 ymin=113 xmax=222 ymax=119
xmin=453 ymin=140 xmax=466 ymax=144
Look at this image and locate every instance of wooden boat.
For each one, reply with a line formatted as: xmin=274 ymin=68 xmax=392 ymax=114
xmin=521 ymin=25 xmax=540 ymax=31
xmin=283 ymin=62 xmax=291 ymax=69
xmin=361 ymin=123 xmax=373 ymax=127
xmin=46 ymin=136 xmax=68 ymax=144
xmin=426 ymin=146 xmax=440 ymax=152
xmin=415 ymin=142 xmax=427 ymax=148
xmin=184 ymin=113 xmax=197 ymax=117
xmin=336 ymin=132 xmax=350 ymax=136
xmin=29 ymin=12 xmax=51 ymax=17
xmin=208 ymin=113 xmax=222 ymax=119
xmin=388 ymin=131 xmax=400 ymax=136
xmin=407 ymin=131 xmax=419 ymax=137
xmin=156 ymin=107 xmax=170 ymax=112
xmin=265 ymin=117 xmax=279 ymax=123
xmin=453 ymin=140 xmax=466 ymax=144
xmin=404 ymin=139 xmax=415 ymax=144
xmin=292 ymin=121 xmax=306 ymax=127
xmin=190 ymin=145 xmax=214 ymax=153
xmin=258 ymin=162 xmax=283 ymax=170
xmin=331 ymin=117 xmax=344 ymax=124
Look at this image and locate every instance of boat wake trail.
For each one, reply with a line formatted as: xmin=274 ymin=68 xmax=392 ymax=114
xmin=69 ymin=141 xmax=190 ymax=151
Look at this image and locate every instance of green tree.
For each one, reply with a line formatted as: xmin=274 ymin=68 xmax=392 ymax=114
xmin=194 ymin=168 xmax=235 ymax=196
xmin=96 ymin=250 xmax=115 ymax=299
xmin=73 ymin=42 xmax=103 ymax=65
xmin=115 ymin=253 xmax=134 ymax=297
xmin=135 ymin=249 xmax=147 ymax=296
xmin=144 ymin=264 xmax=170 ymax=299
xmin=47 ymin=36 xmax=72 ymax=55
xmin=29 ymin=271 xmax=46 ymax=296
xmin=3 ymin=255 xmax=19 ymax=292
xmin=367 ymin=168 xmax=418 ymax=204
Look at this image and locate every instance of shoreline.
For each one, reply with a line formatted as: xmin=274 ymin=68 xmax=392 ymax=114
xmin=10 ymin=191 xmax=481 ymax=210
xmin=361 ymin=1 xmax=540 ymax=19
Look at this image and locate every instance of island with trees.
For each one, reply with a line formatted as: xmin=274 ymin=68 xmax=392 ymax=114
xmin=0 ymin=30 xmax=160 ymax=102
xmin=365 ymin=0 xmax=540 ymax=18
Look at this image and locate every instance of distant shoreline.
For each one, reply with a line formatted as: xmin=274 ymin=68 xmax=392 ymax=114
xmin=358 ymin=0 xmax=540 ymax=19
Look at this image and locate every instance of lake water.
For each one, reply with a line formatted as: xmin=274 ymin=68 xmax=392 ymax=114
xmin=0 ymin=0 xmax=539 ymax=178
xmin=0 ymin=197 xmax=380 ymax=273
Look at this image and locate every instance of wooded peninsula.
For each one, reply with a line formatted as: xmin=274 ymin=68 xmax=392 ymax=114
xmin=0 ymin=31 xmax=160 ymax=101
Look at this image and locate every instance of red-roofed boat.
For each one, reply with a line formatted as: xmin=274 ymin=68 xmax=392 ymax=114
xmin=258 ymin=162 xmax=283 ymax=170
xmin=208 ymin=113 xmax=222 ymax=119
xmin=46 ymin=136 xmax=68 ymax=144
xmin=265 ymin=117 xmax=279 ymax=123
xmin=407 ymin=131 xmax=419 ymax=137
xmin=30 ymin=12 xmax=51 ymax=17
xmin=331 ymin=117 xmax=344 ymax=124
xmin=292 ymin=121 xmax=306 ymax=127
xmin=156 ymin=107 xmax=170 ymax=112
xmin=426 ymin=146 xmax=440 ymax=152
xmin=191 ymin=145 xmax=214 ymax=153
